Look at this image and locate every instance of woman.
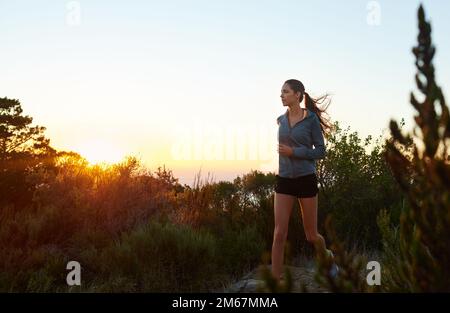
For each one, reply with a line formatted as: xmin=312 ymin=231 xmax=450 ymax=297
xmin=272 ymin=79 xmax=337 ymax=282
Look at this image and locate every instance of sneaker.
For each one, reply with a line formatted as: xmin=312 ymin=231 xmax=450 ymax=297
xmin=327 ymin=250 xmax=339 ymax=278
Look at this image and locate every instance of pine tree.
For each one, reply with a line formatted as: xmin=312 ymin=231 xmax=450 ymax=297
xmin=0 ymin=97 xmax=55 ymax=160
xmin=0 ymin=97 xmax=56 ymax=209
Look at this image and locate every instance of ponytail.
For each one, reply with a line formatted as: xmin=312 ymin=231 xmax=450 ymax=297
xmin=303 ymin=91 xmax=333 ymax=140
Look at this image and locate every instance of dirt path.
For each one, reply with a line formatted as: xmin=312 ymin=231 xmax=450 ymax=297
xmin=212 ymin=257 xmax=329 ymax=293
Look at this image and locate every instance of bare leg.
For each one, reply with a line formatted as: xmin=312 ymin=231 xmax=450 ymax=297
xmin=298 ymin=195 xmax=327 ymax=254
xmin=271 ymin=192 xmax=295 ymax=281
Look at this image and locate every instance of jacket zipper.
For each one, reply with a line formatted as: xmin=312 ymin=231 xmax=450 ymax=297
xmin=288 ymin=123 xmax=294 ymax=178
xmin=287 ymin=109 xmax=308 ymax=178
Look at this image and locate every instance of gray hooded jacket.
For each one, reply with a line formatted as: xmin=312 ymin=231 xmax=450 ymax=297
xmin=277 ymin=108 xmax=326 ymax=178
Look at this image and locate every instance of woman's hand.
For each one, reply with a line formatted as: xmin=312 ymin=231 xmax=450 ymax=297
xmin=278 ymin=144 xmax=294 ymax=157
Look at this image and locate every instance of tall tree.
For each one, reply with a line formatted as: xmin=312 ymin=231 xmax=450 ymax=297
xmin=0 ymin=97 xmax=56 ymax=209
xmin=0 ymin=97 xmax=55 ymax=161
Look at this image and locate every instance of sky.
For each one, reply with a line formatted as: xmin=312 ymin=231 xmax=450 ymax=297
xmin=1 ymin=0 xmax=449 ymax=186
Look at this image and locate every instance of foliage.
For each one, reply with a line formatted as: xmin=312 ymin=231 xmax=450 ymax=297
xmin=383 ymin=4 xmax=450 ymax=292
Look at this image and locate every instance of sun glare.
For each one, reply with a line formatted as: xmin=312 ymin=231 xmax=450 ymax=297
xmin=75 ymin=139 xmax=125 ymax=166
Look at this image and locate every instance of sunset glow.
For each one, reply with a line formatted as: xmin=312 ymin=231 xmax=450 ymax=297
xmin=74 ymin=139 xmax=126 ymax=166
xmin=1 ymin=0 xmax=449 ymax=185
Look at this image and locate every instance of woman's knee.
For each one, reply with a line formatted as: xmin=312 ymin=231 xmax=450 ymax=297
xmin=273 ymin=227 xmax=288 ymax=243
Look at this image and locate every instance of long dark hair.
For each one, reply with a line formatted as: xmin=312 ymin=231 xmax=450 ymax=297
xmin=284 ymin=79 xmax=333 ymax=139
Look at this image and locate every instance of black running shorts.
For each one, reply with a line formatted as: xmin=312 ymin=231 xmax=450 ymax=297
xmin=275 ymin=173 xmax=319 ymax=198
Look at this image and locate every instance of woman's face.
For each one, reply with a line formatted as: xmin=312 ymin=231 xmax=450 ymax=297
xmin=280 ymin=83 xmax=302 ymax=107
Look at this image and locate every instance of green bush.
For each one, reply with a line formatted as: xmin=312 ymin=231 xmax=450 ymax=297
xmin=214 ymin=224 xmax=266 ymax=278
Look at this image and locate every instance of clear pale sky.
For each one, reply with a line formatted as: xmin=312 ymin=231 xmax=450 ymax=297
xmin=1 ymin=0 xmax=449 ymax=186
